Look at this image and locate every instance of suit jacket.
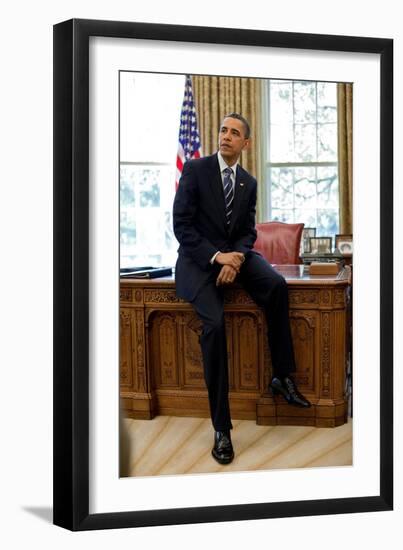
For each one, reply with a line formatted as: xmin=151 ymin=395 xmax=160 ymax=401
xmin=173 ymin=153 xmax=258 ymax=301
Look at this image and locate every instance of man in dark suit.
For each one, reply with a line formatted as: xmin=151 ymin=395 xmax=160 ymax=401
xmin=173 ymin=113 xmax=310 ymax=465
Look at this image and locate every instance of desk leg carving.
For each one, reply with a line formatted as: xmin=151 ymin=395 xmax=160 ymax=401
xmin=316 ymin=310 xmax=348 ymax=427
xmin=135 ymin=309 xmax=146 ymax=393
xmin=121 ymin=307 xmax=157 ymax=419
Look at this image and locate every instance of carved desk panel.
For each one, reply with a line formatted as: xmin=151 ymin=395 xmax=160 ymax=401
xmin=120 ymin=265 xmax=351 ymax=427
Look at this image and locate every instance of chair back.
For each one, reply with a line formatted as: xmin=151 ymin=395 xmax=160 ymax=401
xmin=253 ymin=221 xmax=304 ymax=264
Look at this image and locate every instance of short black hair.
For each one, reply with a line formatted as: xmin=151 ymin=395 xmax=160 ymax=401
xmin=222 ymin=113 xmax=251 ymax=139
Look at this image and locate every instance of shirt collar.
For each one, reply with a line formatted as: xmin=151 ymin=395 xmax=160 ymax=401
xmin=217 ymin=151 xmax=238 ymax=176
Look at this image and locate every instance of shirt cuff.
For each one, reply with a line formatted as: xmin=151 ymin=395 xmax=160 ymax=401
xmin=210 ymin=251 xmax=221 ymax=264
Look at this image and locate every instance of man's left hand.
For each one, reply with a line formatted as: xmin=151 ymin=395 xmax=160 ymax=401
xmin=216 ymin=265 xmax=237 ymax=286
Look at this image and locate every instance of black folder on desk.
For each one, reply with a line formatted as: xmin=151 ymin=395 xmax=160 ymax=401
xmin=120 ymin=266 xmax=173 ymax=279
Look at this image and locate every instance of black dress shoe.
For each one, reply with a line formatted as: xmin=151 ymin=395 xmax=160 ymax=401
xmin=269 ymin=376 xmax=311 ymax=408
xmin=212 ymin=430 xmax=234 ymax=464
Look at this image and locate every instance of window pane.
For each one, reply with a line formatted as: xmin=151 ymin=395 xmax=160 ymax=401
xmin=294 ymin=82 xmax=316 ymax=123
xmin=294 ymin=167 xmax=316 ymax=208
xmin=138 ymin=169 xmax=160 ymax=207
xmin=120 ymin=171 xmax=136 ymax=207
xmin=163 ymin=210 xmax=176 ymax=250
xmin=269 ymin=123 xmax=294 ymax=162
xmin=120 ymin=168 xmax=136 ymax=248
xmin=120 ymin=165 xmax=178 ymax=267
xmin=295 ymin=124 xmax=316 ymax=162
xmin=270 ymin=81 xmax=293 ymax=125
xmin=317 ymin=123 xmax=337 ymax=161
xmin=271 ymin=168 xmax=293 ymax=208
xmin=316 ymin=209 xmax=339 ymax=239
xmin=317 ymin=82 xmax=337 ymax=123
xmin=317 ymin=167 xmax=338 ymax=208
xmin=136 ymin=208 xmax=164 ymax=252
xmin=120 ymin=209 xmax=136 ymax=246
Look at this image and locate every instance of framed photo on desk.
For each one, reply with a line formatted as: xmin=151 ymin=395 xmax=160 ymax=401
xmin=309 ymin=236 xmax=333 ymax=255
xmin=336 ymin=234 xmax=354 ymax=255
xmin=53 ymin=19 xmax=393 ymax=531
xmin=301 ymin=227 xmax=316 ymax=254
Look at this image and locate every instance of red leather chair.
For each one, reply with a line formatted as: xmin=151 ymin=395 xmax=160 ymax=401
xmin=253 ymin=221 xmax=304 ymax=264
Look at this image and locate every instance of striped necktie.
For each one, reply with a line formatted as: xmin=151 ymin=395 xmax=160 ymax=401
xmin=223 ymin=167 xmax=234 ymax=226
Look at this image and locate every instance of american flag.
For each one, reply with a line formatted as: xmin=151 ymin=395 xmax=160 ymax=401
xmin=175 ymin=75 xmax=202 ymax=190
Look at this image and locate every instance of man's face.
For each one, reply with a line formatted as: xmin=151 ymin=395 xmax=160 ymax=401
xmin=218 ymin=117 xmax=249 ymax=163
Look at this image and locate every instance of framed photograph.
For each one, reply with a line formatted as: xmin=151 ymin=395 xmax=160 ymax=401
xmin=53 ymin=18 xmax=393 ymax=531
xmin=301 ymin=227 xmax=316 ymax=254
xmin=309 ymin=236 xmax=333 ymax=255
xmin=336 ymin=234 xmax=353 ymax=255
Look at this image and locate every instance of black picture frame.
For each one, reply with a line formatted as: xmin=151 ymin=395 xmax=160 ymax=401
xmin=301 ymin=227 xmax=317 ymax=253
xmin=53 ymin=18 xmax=393 ymax=531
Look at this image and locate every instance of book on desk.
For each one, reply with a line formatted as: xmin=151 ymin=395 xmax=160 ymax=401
xmin=120 ymin=266 xmax=173 ymax=279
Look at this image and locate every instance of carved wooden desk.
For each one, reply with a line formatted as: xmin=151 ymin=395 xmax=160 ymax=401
xmin=120 ymin=265 xmax=351 ymax=427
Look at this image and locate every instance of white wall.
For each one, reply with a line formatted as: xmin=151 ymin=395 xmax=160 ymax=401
xmin=0 ymin=0 xmax=400 ymax=547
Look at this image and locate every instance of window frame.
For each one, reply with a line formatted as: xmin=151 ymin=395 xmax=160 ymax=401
xmin=262 ymin=79 xmax=339 ymax=235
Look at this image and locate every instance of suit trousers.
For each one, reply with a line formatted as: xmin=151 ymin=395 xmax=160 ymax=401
xmin=189 ymin=252 xmax=296 ymax=432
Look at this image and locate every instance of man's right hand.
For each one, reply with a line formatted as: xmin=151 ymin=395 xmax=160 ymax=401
xmin=215 ymin=252 xmax=245 ymax=272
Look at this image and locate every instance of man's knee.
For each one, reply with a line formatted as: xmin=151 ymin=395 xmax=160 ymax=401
xmin=203 ymin=312 xmax=225 ymax=334
xmin=261 ymin=273 xmax=288 ymax=306
xmin=274 ymin=274 xmax=288 ymax=292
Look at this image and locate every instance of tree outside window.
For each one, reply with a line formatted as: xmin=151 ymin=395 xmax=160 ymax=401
xmin=265 ymin=80 xmax=339 ymax=238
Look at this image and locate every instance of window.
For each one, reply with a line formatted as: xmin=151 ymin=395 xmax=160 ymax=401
xmin=264 ymin=80 xmax=339 ymax=237
xmin=120 ymin=72 xmax=185 ymax=268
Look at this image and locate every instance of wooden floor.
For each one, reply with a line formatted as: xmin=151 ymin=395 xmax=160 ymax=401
xmin=120 ymin=415 xmax=352 ymax=477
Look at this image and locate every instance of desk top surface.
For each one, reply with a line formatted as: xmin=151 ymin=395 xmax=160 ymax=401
xmin=120 ymin=265 xmax=351 ymax=287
